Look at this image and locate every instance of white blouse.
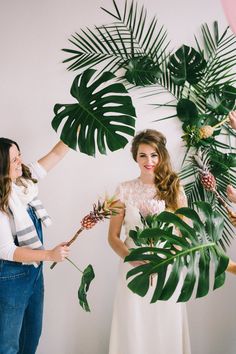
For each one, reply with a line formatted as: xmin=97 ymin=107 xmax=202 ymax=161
xmin=0 ymin=162 xmax=47 ymax=261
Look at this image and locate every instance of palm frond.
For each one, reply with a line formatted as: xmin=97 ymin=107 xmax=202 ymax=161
xmin=179 ymin=149 xmax=236 ymax=249
xmin=63 ymin=0 xmax=170 ymax=79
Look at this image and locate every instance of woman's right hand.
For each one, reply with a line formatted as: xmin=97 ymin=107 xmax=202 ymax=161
xmin=49 ymin=242 xmax=70 ymax=262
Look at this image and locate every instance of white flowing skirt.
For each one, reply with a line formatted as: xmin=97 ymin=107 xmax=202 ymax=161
xmin=109 ymin=260 xmax=191 ymax=354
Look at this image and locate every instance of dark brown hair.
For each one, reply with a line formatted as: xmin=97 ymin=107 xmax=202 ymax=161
xmin=131 ymin=129 xmax=181 ymax=211
xmin=0 ymin=138 xmax=37 ymax=212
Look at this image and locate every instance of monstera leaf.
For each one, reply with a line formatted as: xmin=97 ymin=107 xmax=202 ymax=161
xmin=206 ymin=85 xmax=236 ymax=114
xmin=52 ymin=68 xmax=136 ymax=156
xmin=78 ymin=264 xmax=95 ymax=312
xmin=168 ymin=45 xmax=207 ymax=85
xmin=176 ymin=98 xmax=199 ymax=124
xmin=124 ymin=56 xmax=162 ymax=86
xmin=125 ymin=202 xmax=229 ymax=302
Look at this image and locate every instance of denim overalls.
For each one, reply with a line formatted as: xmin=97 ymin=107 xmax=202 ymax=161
xmin=0 ymin=206 xmax=44 ymax=354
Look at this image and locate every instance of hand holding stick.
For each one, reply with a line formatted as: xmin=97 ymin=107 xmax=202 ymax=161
xmin=50 ymin=227 xmax=84 ymax=269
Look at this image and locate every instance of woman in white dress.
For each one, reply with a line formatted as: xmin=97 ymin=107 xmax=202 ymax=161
xmin=108 ymin=129 xmax=191 ymax=354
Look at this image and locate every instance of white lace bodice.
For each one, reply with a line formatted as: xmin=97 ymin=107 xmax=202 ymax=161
xmin=115 ymin=178 xmax=166 ymax=248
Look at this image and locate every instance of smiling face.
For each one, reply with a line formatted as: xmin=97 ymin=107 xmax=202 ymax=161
xmin=136 ymin=143 xmax=159 ymax=178
xmin=9 ymin=144 xmax=22 ymax=181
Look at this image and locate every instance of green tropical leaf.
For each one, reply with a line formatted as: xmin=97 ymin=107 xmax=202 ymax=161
xmin=78 ymin=264 xmax=95 ymax=312
xmin=155 ymin=22 xmax=236 ymax=133
xmin=206 ymin=85 xmax=236 ymax=114
xmin=63 ymin=0 xmax=169 ymax=77
xmin=179 ymin=149 xmax=236 ymax=249
xmin=167 ymin=45 xmax=207 ymax=85
xmin=125 ymin=203 xmax=229 ymax=303
xmin=176 ymin=98 xmax=199 ymax=123
xmin=124 ymin=56 xmax=162 ymax=85
xmin=52 ymin=69 xmax=136 ymax=156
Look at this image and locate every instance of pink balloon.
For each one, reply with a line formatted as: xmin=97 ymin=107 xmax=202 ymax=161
xmin=221 ymin=0 xmax=236 ymax=34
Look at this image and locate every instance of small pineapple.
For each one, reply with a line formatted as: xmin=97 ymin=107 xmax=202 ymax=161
xmin=192 ymin=150 xmax=216 ymax=191
xmin=199 ymin=171 xmax=216 ymax=191
xmin=182 ymin=116 xmax=230 ymax=148
xmin=81 ymin=198 xmax=120 ymax=230
xmin=188 ymin=149 xmax=236 ymax=230
xmin=81 ymin=214 xmax=99 ymax=229
xmin=199 ymin=125 xmax=214 ymax=139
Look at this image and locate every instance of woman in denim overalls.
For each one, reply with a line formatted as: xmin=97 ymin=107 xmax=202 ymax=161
xmin=0 ymin=138 xmax=70 ymax=354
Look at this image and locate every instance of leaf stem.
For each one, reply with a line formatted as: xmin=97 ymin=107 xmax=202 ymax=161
xmin=65 ymin=257 xmax=83 ymax=273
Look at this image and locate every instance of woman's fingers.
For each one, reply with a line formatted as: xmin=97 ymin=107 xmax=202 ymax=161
xmin=227 ymin=185 xmax=236 ymax=203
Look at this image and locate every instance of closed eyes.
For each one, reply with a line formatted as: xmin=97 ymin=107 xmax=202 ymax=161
xmin=11 ymin=153 xmax=21 ymax=163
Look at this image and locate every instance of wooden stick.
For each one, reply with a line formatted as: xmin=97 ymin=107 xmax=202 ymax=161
xmin=214 ymin=189 xmax=231 ymax=212
xmin=213 ymin=116 xmax=230 ymax=129
xmin=50 ymin=227 xmax=85 ymax=270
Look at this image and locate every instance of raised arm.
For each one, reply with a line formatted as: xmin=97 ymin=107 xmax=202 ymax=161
xmin=38 ymin=141 xmax=70 ymax=172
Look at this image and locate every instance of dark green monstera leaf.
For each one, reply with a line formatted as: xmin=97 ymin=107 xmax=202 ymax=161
xmin=206 ymin=85 xmax=236 ymax=114
xmin=52 ymin=69 xmax=136 ymax=156
xmin=124 ymin=56 xmax=162 ymax=86
xmin=167 ymin=45 xmax=207 ymax=85
xmin=176 ymin=98 xmax=199 ymax=124
xmin=125 ymin=202 xmax=229 ymax=302
xmin=78 ymin=264 xmax=95 ymax=312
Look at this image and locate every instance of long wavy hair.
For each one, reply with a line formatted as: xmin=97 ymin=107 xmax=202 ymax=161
xmin=131 ymin=129 xmax=181 ymax=211
xmin=0 ymin=138 xmax=37 ymax=213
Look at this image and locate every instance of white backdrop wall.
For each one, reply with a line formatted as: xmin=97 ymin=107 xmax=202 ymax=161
xmin=1 ymin=1 xmax=236 ymax=353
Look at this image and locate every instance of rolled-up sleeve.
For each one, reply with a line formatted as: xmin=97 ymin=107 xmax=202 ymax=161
xmin=0 ymin=213 xmax=17 ymax=261
xmin=28 ymin=161 xmax=47 ymax=180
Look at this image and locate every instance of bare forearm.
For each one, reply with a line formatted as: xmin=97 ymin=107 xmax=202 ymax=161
xmin=13 ymin=242 xmax=69 ymax=263
xmin=38 ymin=141 xmax=70 ymax=172
xmin=13 ymin=247 xmax=52 ymax=262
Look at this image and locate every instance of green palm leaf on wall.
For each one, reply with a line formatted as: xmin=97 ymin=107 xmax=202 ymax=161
xmin=155 ymin=22 xmax=236 ymax=133
xmin=125 ymin=202 xmax=229 ymax=302
xmin=63 ymin=0 xmax=169 ymax=84
xmin=168 ymin=45 xmax=207 ymax=86
xmin=180 ymin=149 xmax=236 ymax=249
xmin=52 ymin=68 xmax=136 ymax=156
xmin=124 ymin=56 xmax=162 ymax=86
